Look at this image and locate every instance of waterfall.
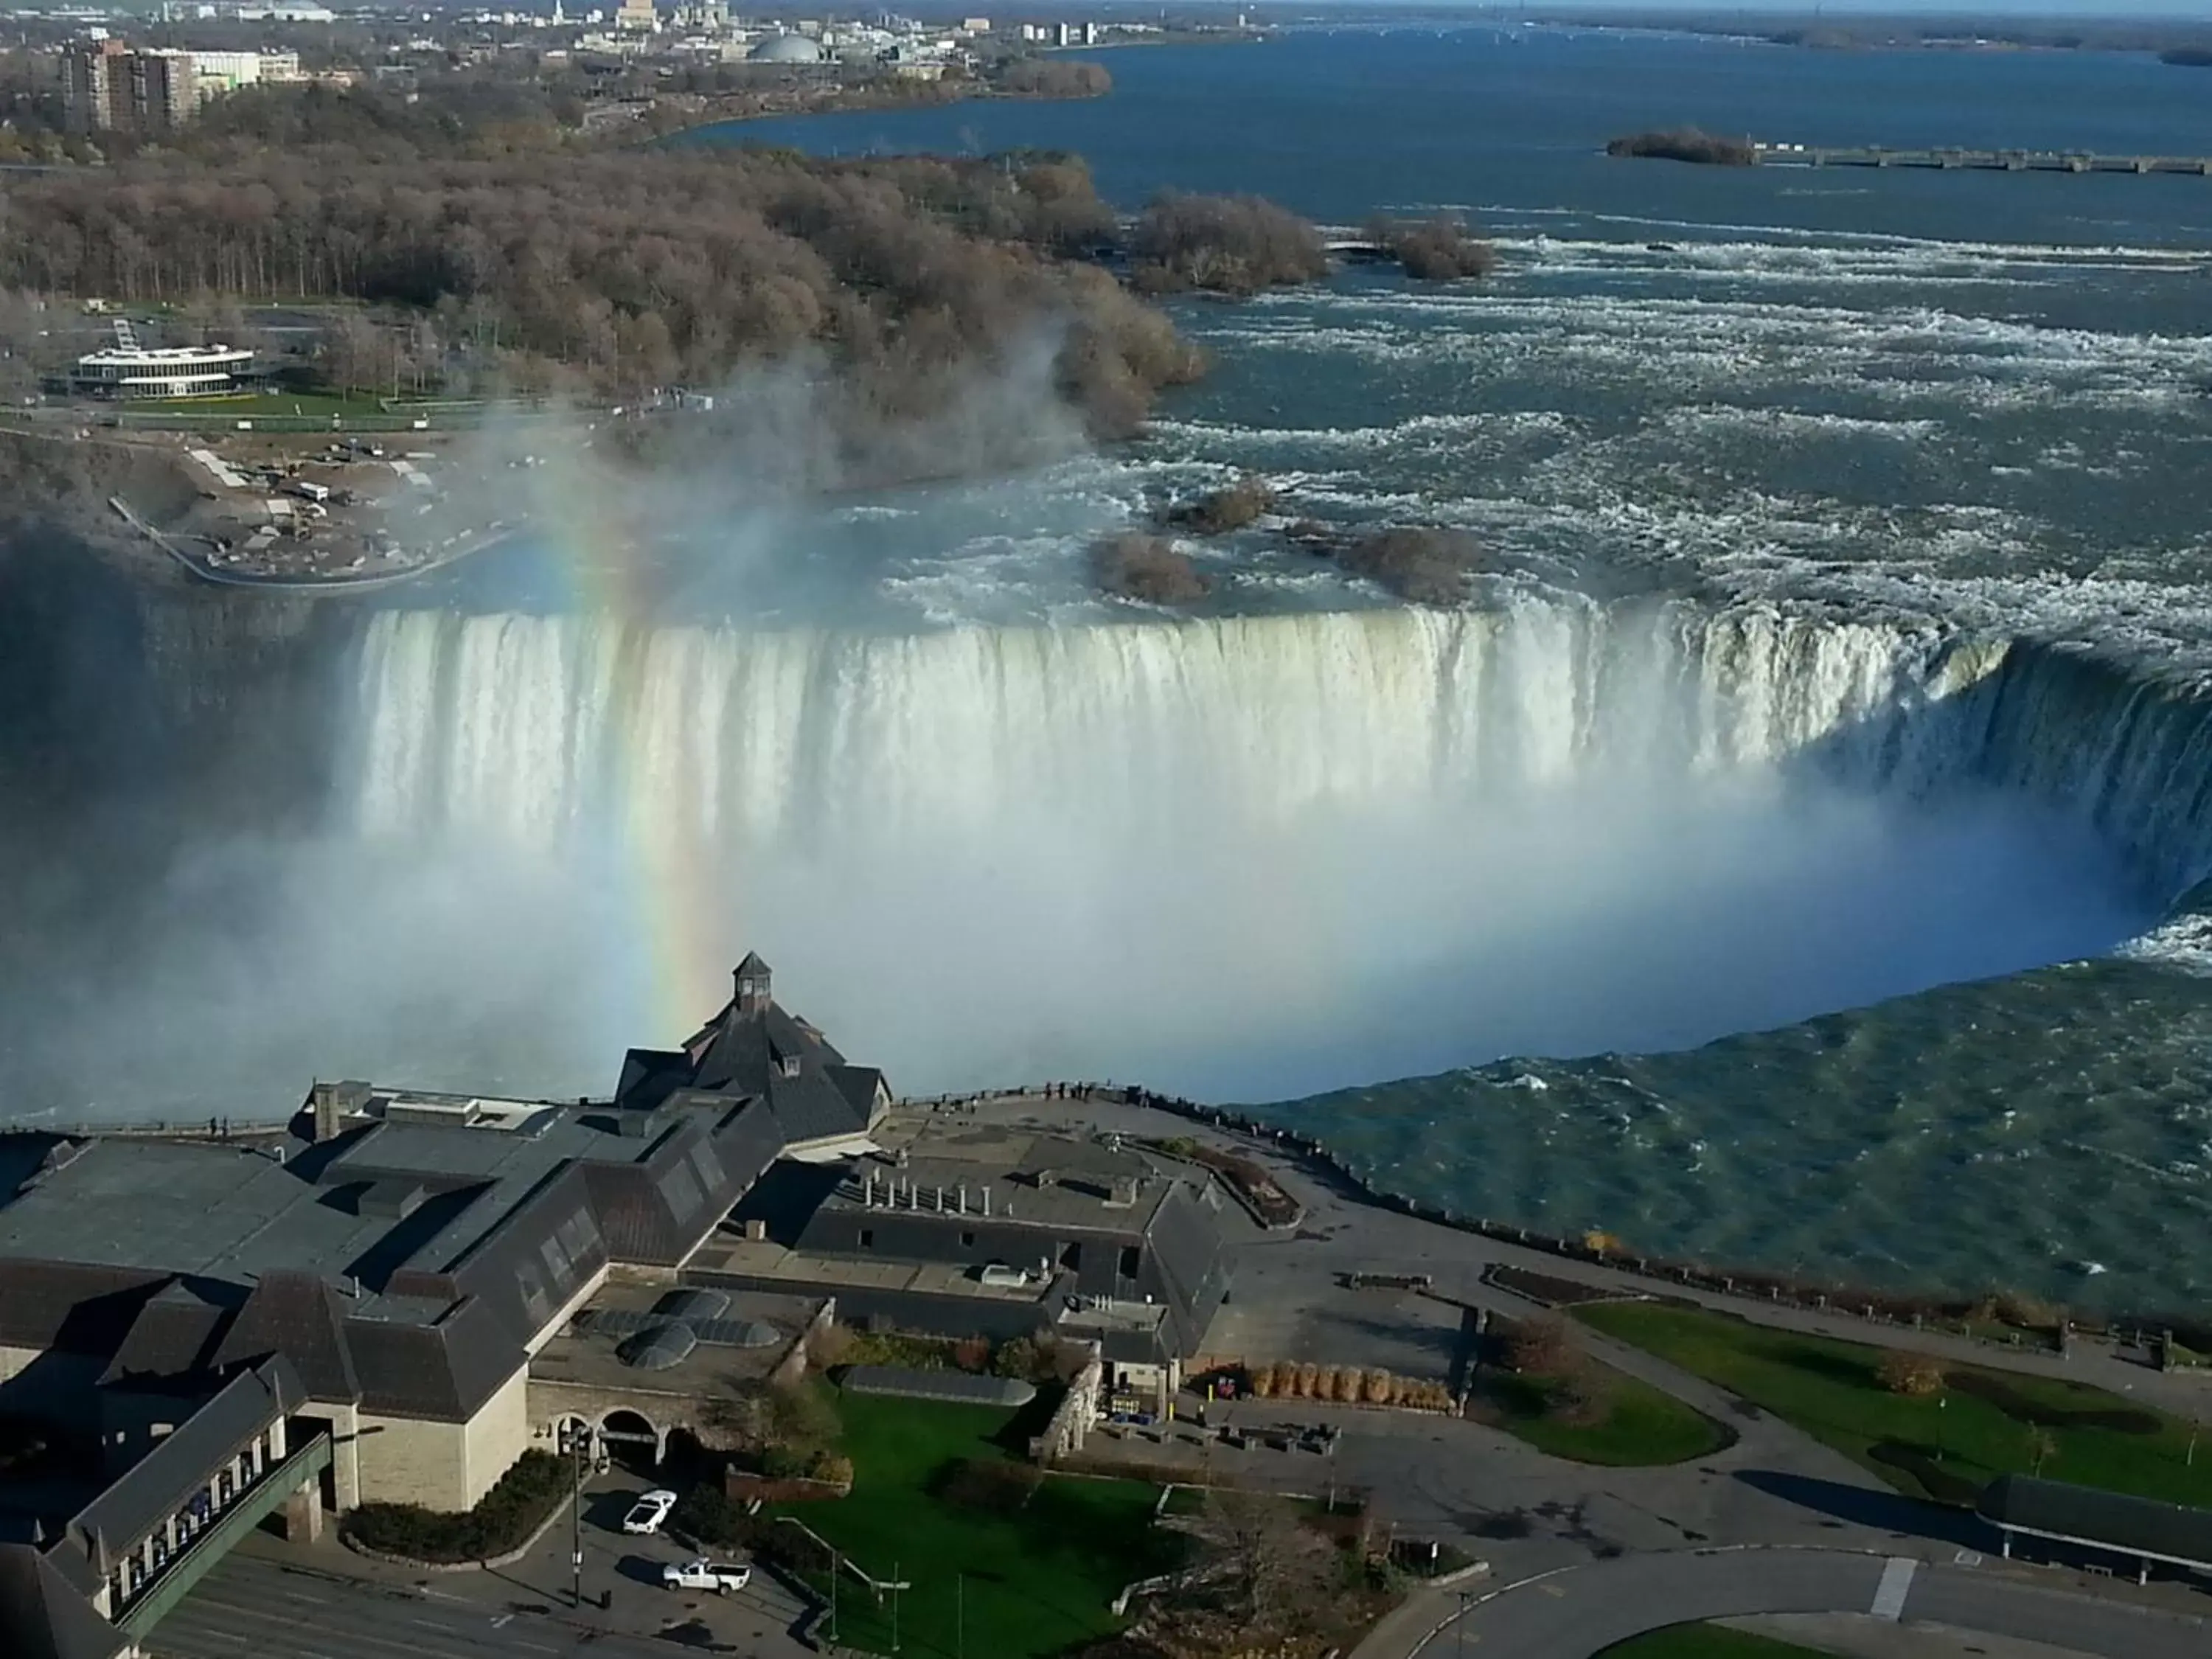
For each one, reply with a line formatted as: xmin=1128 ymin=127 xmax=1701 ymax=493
xmin=344 ymin=597 xmax=2212 ymax=899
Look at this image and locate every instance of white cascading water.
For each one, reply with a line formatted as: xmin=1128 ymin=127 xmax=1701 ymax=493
xmin=353 ymin=599 xmax=2006 ymax=844
xmin=342 ymin=597 xmax=2207 ymax=1098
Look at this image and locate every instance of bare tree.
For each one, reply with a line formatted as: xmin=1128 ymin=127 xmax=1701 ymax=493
xmin=1197 ymin=1489 xmax=1333 ymax=1632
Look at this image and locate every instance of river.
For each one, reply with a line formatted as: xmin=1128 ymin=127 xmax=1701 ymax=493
xmin=6 ymin=24 xmax=2212 ymax=1312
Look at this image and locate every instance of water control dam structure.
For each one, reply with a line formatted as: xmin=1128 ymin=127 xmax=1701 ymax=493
xmin=1753 ymin=142 xmax=2212 ymax=175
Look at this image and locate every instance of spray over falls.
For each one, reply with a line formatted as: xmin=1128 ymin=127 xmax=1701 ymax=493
xmin=342 ymin=599 xmax=2202 ymax=1099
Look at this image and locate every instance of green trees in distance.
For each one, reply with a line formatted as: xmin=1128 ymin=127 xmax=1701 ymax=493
xmin=1607 ymin=129 xmax=1759 ymax=167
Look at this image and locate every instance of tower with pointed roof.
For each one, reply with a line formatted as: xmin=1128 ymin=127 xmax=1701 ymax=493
xmin=733 ymin=952 xmax=772 ymax=1017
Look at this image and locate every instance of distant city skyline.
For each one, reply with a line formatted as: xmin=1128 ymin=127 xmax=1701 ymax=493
xmin=1491 ymin=1 xmax=2212 ymax=18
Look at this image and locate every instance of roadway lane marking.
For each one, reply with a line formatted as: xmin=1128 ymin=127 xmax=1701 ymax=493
xmin=1871 ymin=1556 xmax=1917 ymax=1621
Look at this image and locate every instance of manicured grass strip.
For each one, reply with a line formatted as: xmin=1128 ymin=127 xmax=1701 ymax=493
xmin=1576 ymin=1301 xmax=2212 ymax=1509
xmin=773 ymin=1393 xmax=1179 ymax=1659
xmin=1478 ymin=1362 xmax=1733 ymax=1466
xmin=139 ymin=391 xmax=390 ymax=418
xmin=1599 ymin=1620 xmax=1837 ymax=1657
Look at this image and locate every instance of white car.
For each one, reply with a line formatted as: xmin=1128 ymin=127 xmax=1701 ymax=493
xmin=662 ymin=1558 xmax=752 ymax=1594
xmin=620 ymin=1489 xmax=678 ymax=1536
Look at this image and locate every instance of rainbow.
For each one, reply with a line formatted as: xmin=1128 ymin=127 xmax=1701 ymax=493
xmin=532 ymin=464 xmax=732 ymax=1039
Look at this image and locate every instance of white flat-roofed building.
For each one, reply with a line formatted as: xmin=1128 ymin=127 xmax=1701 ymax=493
xmin=69 ymin=343 xmax=255 ymax=400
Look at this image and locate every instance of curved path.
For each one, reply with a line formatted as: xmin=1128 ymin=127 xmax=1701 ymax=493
xmin=1388 ymin=1548 xmax=2210 ymax=1659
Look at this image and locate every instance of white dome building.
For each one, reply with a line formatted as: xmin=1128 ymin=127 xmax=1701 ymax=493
xmin=748 ymin=32 xmax=824 ymax=63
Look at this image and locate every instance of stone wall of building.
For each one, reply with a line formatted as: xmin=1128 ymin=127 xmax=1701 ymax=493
xmin=295 ymin=1399 xmax=361 ymax=1509
xmin=355 ymin=1411 xmax=470 ymax=1509
xmin=460 ymin=1368 xmax=532 ymax=1508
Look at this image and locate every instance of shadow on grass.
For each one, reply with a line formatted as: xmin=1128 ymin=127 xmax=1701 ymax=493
xmin=1947 ymin=1372 xmax=2161 ymax=1435
xmin=1769 ymin=1346 xmax=1878 ymax=1391
xmin=1865 ymin=1441 xmax=1986 ymax=1508
xmin=1733 ymin=1468 xmax=1984 ymax=1545
xmin=989 ymin=1385 xmax=1067 ymax=1457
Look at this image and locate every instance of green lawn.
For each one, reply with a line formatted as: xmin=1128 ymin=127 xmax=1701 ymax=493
xmin=1577 ymin=1301 xmax=2212 ymax=1508
xmin=771 ymin=1392 xmax=1180 ymax=1659
xmin=1599 ymin=1621 xmax=1835 ymax=1657
xmin=137 ymin=390 xmax=387 ymax=419
xmin=1475 ymin=1360 xmax=1733 ymax=1466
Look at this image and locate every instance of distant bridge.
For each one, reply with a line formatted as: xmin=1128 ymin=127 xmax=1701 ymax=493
xmin=1754 ymin=142 xmax=2212 ymax=175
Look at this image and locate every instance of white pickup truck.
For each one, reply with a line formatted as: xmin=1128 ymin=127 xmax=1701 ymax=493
xmin=661 ymin=1558 xmax=752 ymax=1594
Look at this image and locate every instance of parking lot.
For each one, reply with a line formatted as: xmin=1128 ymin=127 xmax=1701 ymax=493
xmin=148 ymin=1470 xmax=817 ymax=1659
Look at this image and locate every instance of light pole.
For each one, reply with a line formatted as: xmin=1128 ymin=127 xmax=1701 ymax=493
xmin=560 ymin=1419 xmax=585 ymax=1609
xmin=956 ymin=1571 xmax=965 ymax=1659
xmin=891 ymin=1559 xmax=902 ymax=1654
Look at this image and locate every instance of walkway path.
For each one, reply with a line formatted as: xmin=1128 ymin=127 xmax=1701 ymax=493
xmin=954 ymin=1093 xmax=2212 ymax=1418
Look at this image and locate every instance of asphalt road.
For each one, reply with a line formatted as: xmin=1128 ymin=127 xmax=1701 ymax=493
xmin=1400 ymin=1548 xmax=2212 ymax=1659
xmin=147 ymin=1549 xmax=804 ymax=1659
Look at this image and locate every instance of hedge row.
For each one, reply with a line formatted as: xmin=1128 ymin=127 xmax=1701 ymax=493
xmin=340 ymin=1449 xmax=571 ymax=1562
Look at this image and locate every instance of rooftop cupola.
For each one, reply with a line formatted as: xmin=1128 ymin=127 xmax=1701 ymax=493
xmin=733 ymin=952 xmax=773 ymax=1016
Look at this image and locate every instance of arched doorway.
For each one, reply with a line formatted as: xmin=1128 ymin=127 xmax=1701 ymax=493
xmin=597 ymin=1408 xmax=663 ymax=1470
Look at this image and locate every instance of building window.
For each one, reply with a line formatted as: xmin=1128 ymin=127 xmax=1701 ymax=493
xmin=1119 ymin=1245 xmax=1141 ymax=1279
xmin=961 ymin=1231 xmax=976 ymax=1248
xmin=859 ymin=1229 xmax=874 ymax=1249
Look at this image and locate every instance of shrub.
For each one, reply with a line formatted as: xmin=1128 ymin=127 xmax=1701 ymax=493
xmin=936 ymin=1457 xmax=1044 ymax=1515
xmin=1131 ymin=192 xmax=1328 ymax=296
xmin=341 ymin=1450 xmax=571 ymax=1563
xmin=1093 ymin=532 xmax=1208 ymax=604
xmin=1248 ymin=1366 xmax=1276 ymax=1399
xmin=995 ymin=57 xmax=1113 ymax=99
xmin=1166 ymin=476 xmax=1273 ymax=535
xmin=1339 ymin=526 xmax=1483 ymax=605
xmin=1295 ymin=1362 xmax=1319 ymax=1399
xmin=1504 ymin=1315 xmax=1576 ymax=1379
xmin=1364 ymin=1368 xmax=1394 ymax=1406
xmin=990 ymin=1334 xmax=1070 ymax=1382
xmin=952 ymin=1336 xmax=992 ymax=1373
xmin=1315 ymin=1366 xmax=1340 ymax=1402
xmin=806 ymin=1321 xmax=855 ymax=1368
xmin=1367 ymin=215 xmax=1498 ymax=281
xmin=673 ymin=1482 xmax=749 ymax=1549
xmin=1986 ymin=1290 xmax=2062 ymax=1332
xmin=1877 ymin=1349 xmax=1947 ymax=1397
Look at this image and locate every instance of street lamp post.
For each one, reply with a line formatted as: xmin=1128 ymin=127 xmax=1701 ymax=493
xmin=561 ymin=1420 xmax=585 ymax=1609
xmin=892 ymin=1559 xmax=902 ymax=1654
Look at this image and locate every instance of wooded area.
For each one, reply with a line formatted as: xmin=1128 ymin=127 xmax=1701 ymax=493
xmin=0 ymin=148 xmax=1200 ymax=431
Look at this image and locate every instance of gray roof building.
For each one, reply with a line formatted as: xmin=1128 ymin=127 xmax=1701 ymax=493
xmin=698 ymin=1118 xmax=1234 ymax=1362
xmin=616 ymin=956 xmax=888 ymax=1154
xmin=0 ymin=1545 xmax=129 ymax=1659
xmin=1979 ymin=1475 xmax=2212 ymax=1575
xmin=0 ymin=953 xmax=899 ymax=1652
